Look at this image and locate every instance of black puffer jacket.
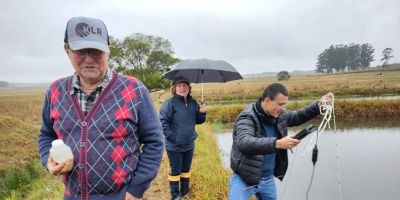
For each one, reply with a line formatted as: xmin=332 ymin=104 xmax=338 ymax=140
xmin=230 ymin=100 xmax=320 ymax=186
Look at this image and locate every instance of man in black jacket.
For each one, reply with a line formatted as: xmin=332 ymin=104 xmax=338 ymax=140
xmin=228 ymin=83 xmax=333 ymax=200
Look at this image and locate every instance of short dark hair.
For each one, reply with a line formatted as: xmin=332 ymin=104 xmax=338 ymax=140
xmin=262 ymin=83 xmax=289 ymax=100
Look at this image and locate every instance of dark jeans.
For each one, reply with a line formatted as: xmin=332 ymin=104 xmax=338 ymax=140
xmin=166 ymin=149 xmax=194 ymax=176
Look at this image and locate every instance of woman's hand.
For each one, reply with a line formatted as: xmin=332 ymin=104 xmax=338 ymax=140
xmin=199 ymin=104 xmax=206 ymax=113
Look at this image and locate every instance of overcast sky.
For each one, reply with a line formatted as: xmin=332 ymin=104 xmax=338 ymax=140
xmin=1 ymin=0 xmax=399 ymax=83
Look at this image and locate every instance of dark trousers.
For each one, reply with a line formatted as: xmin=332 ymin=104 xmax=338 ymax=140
xmin=167 ymin=149 xmax=194 ymax=198
xmin=167 ymin=149 xmax=194 ymax=175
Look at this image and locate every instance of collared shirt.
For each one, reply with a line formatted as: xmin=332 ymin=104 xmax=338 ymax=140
xmin=69 ymin=69 xmax=112 ymax=115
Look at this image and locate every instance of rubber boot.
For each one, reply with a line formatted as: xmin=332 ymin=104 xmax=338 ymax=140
xmin=169 ymin=180 xmax=181 ymax=200
xmin=180 ymin=177 xmax=190 ymax=198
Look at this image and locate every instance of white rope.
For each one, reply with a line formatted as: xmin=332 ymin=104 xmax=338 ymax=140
xmin=279 ymin=147 xmax=298 ymax=200
xmin=300 ymin=94 xmax=343 ymax=200
xmin=301 ymin=95 xmax=334 ymax=155
xmin=332 ymin=100 xmax=343 ymax=200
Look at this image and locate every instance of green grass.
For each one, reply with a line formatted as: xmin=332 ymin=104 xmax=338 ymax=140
xmin=23 ymin=170 xmax=64 ymax=200
xmin=0 ymin=159 xmax=64 ymax=200
xmin=0 ymin=160 xmax=41 ymax=199
xmin=190 ymin=124 xmax=231 ymax=200
xmin=209 ymin=121 xmax=224 ymax=133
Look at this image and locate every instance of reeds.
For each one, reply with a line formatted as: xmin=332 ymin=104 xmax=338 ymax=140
xmin=206 ymin=99 xmax=400 ymax=124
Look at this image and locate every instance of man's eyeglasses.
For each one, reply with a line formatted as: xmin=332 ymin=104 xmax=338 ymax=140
xmin=71 ymin=48 xmax=104 ymax=58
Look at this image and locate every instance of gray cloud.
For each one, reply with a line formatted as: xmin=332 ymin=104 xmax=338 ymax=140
xmin=1 ymin=0 xmax=399 ymax=82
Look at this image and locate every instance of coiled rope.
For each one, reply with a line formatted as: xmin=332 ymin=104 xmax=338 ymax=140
xmin=302 ymin=94 xmax=343 ymax=200
xmin=281 ymin=94 xmax=343 ymax=200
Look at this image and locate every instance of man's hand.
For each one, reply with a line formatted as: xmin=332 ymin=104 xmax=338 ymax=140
xmin=125 ymin=192 xmax=141 ymax=200
xmin=318 ymin=92 xmax=334 ymax=107
xmin=47 ymin=156 xmax=74 ymax=176
xmin=276 ymin=135 xmax=300 ymax=149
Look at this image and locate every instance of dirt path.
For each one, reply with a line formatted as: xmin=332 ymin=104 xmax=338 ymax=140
xmin=143 ymin=153 xmax=171 ymax=200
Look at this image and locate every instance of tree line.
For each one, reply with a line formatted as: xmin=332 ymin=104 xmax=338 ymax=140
xmin=316 ymin=43 xmax=395 ymax=73
xmin=316 ymin=43 xmax=375 ymax=73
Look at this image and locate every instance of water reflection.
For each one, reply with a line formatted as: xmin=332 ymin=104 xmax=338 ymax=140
xmin=215 ymin=119 xmax=400 ymax=200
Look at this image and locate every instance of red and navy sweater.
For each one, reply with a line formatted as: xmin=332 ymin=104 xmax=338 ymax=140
xmin=38 ymin=71 xmax=163 ymax=200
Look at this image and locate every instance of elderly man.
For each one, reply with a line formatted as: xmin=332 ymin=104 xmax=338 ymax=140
xmin=38 ymin=17 xmax=163 ymax=200
xmin=228 ymin=83 xmax=333 ymax=200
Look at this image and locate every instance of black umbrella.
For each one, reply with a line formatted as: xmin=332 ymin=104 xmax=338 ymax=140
xmin=162 ymin=58 xmax=243 ymax=102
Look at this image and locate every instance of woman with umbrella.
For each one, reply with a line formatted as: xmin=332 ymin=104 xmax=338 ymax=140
xmin=159 ymin=76 xmax=207 ymax=200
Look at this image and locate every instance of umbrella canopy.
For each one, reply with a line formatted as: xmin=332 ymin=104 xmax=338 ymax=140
xmin=162 ymin=58 xmax=243 ymax=102
xmin=163 ymin=59 xmax=243 ymax=83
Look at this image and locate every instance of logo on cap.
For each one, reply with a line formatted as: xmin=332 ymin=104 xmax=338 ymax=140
xmin=75 ymin=23 xmax=102 ymax=37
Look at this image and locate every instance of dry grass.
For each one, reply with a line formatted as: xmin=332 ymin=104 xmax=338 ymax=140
xmin=205 ymin=99 xmax=400 ymax=124
xmin=142 ymin=153 xmax=170 ymax=200
xmin=0 ymin=91 xmax=44 ymax=126
xmin=183 ymin=67 xmax=400 ymax=102
xmin=334 ymin=99 xmax=400 ymax=118
xmin=0 ymin=115 xmax=38 ymax=172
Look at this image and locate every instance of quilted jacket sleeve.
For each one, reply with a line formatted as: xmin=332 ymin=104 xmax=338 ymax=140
xmin=285 ymin=102 xmax=320 ymax=127
xmin=234 ymin=114 xmax=276 ymax=156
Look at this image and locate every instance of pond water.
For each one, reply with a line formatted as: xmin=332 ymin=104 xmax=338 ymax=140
xmin=216 ymin=119 xmax=400 ymax=200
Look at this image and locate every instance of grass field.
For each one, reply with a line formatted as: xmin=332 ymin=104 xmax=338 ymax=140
xmin=0 ymin=66 xmax=399 ymax=199
xmin=205 ymin=99 xmax=400 ymax=124
xmin=185 ymin=66 xmax=400 ymax=103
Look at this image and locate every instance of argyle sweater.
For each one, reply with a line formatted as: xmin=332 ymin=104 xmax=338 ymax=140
xmin=38 ymin=71 xmax=163 ymax=200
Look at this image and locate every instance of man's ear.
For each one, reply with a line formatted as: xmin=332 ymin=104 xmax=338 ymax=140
xmin=261 ymin=97 xmax=270 ymax=108
xmin=263 ymin=97 xmax=271 ymax=103
xmin=64 ymin=43 xmax=69 ymax=54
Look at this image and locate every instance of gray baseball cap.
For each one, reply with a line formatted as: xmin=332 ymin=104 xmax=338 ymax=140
xmin=64 ymin=17 xmax=110 ymax=53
